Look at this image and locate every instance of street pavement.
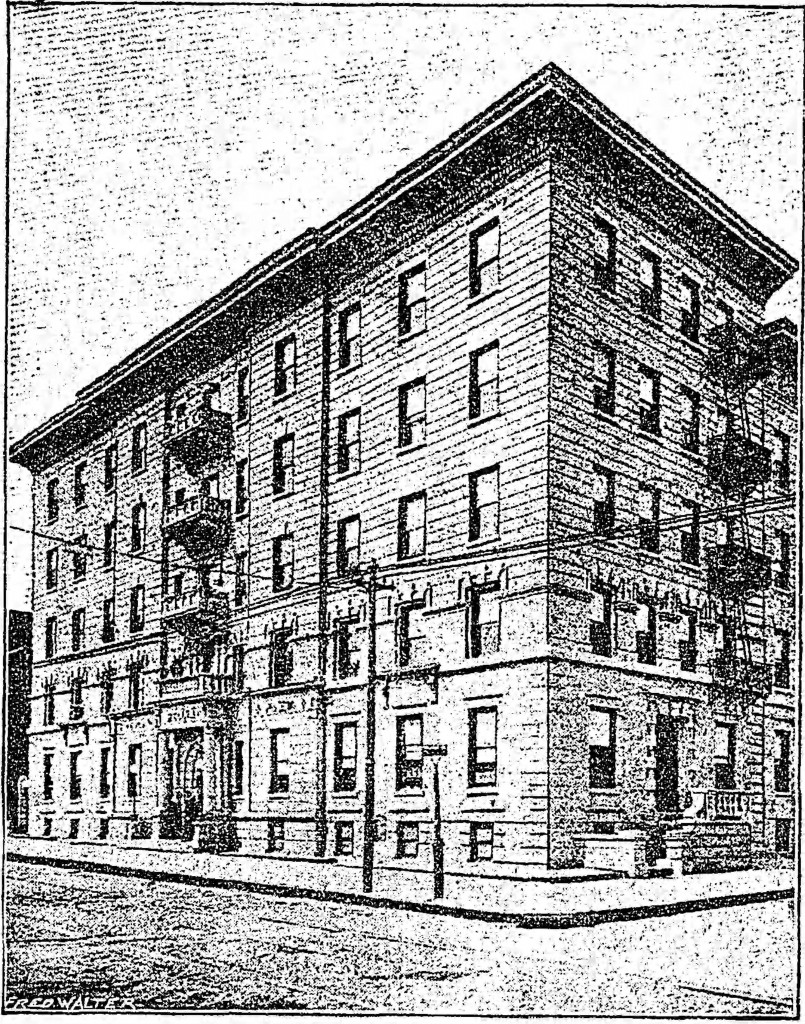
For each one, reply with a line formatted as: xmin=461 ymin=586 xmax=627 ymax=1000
xmin=5 ymin=861 xmax=797 ymax=1014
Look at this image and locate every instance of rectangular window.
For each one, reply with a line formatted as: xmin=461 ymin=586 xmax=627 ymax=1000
xmin=680 ymin=387 xmax=700 ymax=453
xmin=71 ymin=608 xmax=85 ymax=653
xmin=73 ymin=534 xmax=87 ymax=581
xmin=102 ymin=597 xmax=115 ymax=644
xmin=334 ymin=619 xmax=360 ymax=679
xmin=271 ymin=627 xmax=294 ymax=687
xmin=469 ymin=465 xmax=500 ymax=542
xmin=69 ymin=675 xmax=84 ymax=720
xmin=43 ymin=680 xmax=55 ymax=726
xmin=336 ymin=515 xmax=361 ymax=577
xmin=398 ymin=492 xmax=426 ymax=560
xmin=679 ymin=276 xmax=700 ymax=342
xmin=776 ymin=531 xmax=791 ymax=589
xmin=129 ymin=584 xmax=145 ymax=634
xmin=593 ymin=343 xmax=615 ymax=416
xmin=592 ymin=466 xmax=615 ymax=537
xmin=714 ymin=723 xmax=736 ymax=790
xmin=469 ymin=342 xmax=499 ymax=420
xmin=468 ymin=707 xmax=497 ymax=787
xmin=47 ymin=478 xmax=59 ymax=523
xmin=46 ymin=548 xmax=59 ymax=591
xmin=398 ymin=379 xmax=426 ymax=447
xmin=593 ymin=217 xmax=617 ymax=291
xmin=131 ymin=502 xmax=146 ymax=553
xmin=335 ymin=821 xmax=354 ymax=857
xmin=272 ymin=434 xmax=294 ymax=495
xmin=334 ymin=722 xmax=358 ymax=792
xmin=235 ymin=458 xmax=249 ymax=516
xmin=467 ymin=584 xmax=501 ymax=659
xmin=131 ymin=422 xmax=146 ymax=473
xmin=469 ymin=822 xmax=494 ymax=862
xmin=396 ymin=822 xmax=420 ymax=858
xmin=635 ymin=601 xmax=657 ymax=665
xmin=128 ymin=663 xmax=142 ymax=711
xmin=775 ymin=819 xmax=793 ymax=856
xmin=638 ymin=365 xmax=661 ymax=434
xmin=638 ymin=249 xmax=661 ymax=319
xmin=680 ymin=500 xmax=700 ymax=566
xmin=101 ymin=668 xmax=114 ymax=714
xmin=69 ymin=750 xmax=82 ymax=802
xmin=270 ymin=729 xmax=290 ymax=793
xmin=267 ymin=820 xmax=285 ymax=854
xmin=589 ymin=708 xmax=616 ymax=789
xmin=234 ymin=552 xmax=248 ymax=608
xmin=772 ymin=430 xmax=791 ymax=491
xmin=274 ymin=336 xmax=296 ymax=397
xmin=272 ymin=535 xmax=294 ymax=592
xmin=45 ymin=617 xmax=57 ymax=660
xmin=73 ymin=461 xmax=88 ymax=508
xmin=337 ymin=303 xmax=361 ymax=370
xmin=638 ymin=485 xmax=660 ymax=553
xmin=679 ymin=611 xmax=698 ymax=672
xmin=590 ymin=585 xmax=613 ymax=657
xmin=398 ymin=263 xmax=427 ymax=336
xmin=43 ymin=752 xmax=54 ymax=800
xmin=337 ymin=409 xmax=361 ymax=474
xmin=469 ymin=217 xmax=500 ymax=297
xmin=103 ymin=520 xmax=116 ymax=569
xmin=99 ymin=746 xmax=111 ymax=799
xmin=775 ymin=631 xmax=791 ymax=689
xmin=237 ymin=366 xmax=250 ymax=422
xmin=233 ymin=740 xmax=244 ymax=796
xmin=127 ymin=744 xmax=141 ymax=799
xmin=396 ymin=715 xmax=423 ymax=790
xmin=397 ymin=600 xmax=425 ymax=668
xmin=774 ymin=731 xmax=791 ymax=794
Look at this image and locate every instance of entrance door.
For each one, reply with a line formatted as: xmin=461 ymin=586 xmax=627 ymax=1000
xmin=655 ymin=715 xmax=681 ymax=814
xmin=178 ymin=742 xmax=204 ymax=841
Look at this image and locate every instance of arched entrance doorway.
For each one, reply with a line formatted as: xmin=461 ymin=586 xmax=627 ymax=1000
xmin=176 ymin=738 xmax=204 ymax=841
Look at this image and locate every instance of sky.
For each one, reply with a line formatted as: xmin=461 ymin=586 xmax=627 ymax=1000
xmin=7 ymin=4 xmax=803 ymax=609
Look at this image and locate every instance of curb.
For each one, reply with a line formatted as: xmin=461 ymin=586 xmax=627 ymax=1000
xmin=7 ymin=851 xmax=795 ymax=929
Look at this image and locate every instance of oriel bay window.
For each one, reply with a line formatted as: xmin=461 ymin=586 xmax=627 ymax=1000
xmin=468 ymin=707 xmax=497 ymax=787
xmin=467 ymin=584 xmax=501 ymax=658
xmin=589 ymin=708 xmax=617 ymax=789
xmin=337 ymin=409 xmax=361 ymax=474
xmin=274 ymin=335 xmax=296 ymax=397
xmin=468 ymin=217 xmax=500 ymax=297
xmin=589 ymin=584 xmax=612 ymax=657
xmin=396 ymin=715 xmax=423 ymax=790
xmin=635 ymin=600 xmax=657 ymax=665
xmin=592 ymin=466 xmax=615 ymax=537
xmin=593 ymin=342 xmax=615 ymax=416
xmin=272 ymin=434 xmax=294 ymax=495
xmin=272 ymin=535 xmax=294 ymax=591
xmin=638 ymin=485 xmax=660 ymax=553
xmin=638 ymin=365 xmax=660 ymax=434
xmin=398 ymin=492 xmax=426 ymax=559
xmin=398 ymin=379 xmax=426 ymax=447
xmin=468 ymin=465 xmax=499 ymax=542
xmin=469 ymin=341 xmax=499 ymax=420
xmin=398 ymin=263 xmax=427 ymax=336
xmin=336 ymin=515 xmax=361 ymax=577
xmin=270 ymin=729 xmax=291 ymax=793
xmin=337 ymin=303 xmax=361 ymax=370
xmin=334 ymin=722 xmax=358 ymax=791
xmin=714 ymin=723 xmax=736 ymax=790
xmin=593 ymin=217 xmax=617 ymax=291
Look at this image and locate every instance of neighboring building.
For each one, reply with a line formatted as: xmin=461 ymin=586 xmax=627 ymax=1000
xmin=6 ymin=610 xmax=33 ymax=832
xmin=10 ymin=65 xmax=797 ymax=876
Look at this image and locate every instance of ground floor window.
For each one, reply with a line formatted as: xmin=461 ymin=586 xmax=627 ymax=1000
xmin=43 ymin=817 xmax=52 ymax=837
xmin=267 ymin=819 xmax=285 ymax=854
xmin=396 ymin=821 xmax=419 ymax=858
xmin=98 ymin=818 xmax=110 ymax=840
xmin=589 ymin=707 xmax=616 ymax=789
xmin=68 ymin=818 xmax=79 ymax=839
xmin=469 ymin=822 xmax=494 ymax=862
xmin=775 ymin=818 xmax=793 ymax=856
xmin=334 ymin=821 xmax=354 ymax=857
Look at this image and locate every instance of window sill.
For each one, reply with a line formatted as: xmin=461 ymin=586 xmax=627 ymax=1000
xmin=467 ymin=287 xmax=502 ymax=309
xmin=334 ymin=468 xmax=361 ymax=482
xmin=468 ymin=411 xmax=500 ymax=428
xmin=272 ymin=391 xmax=296 ymax=406
xmin=131 ymin=467 xmax=147 ymax=479
xmin=397 ymin=554 xmax=427 ymax=567
xmin=467 ymin=534 xmax=500 ymax=548
xmin=637 ymin=427 xmax=662 ymax=442
xmin=267 ymin=792 xmax=290 ymax=801
xmin=272 ymin=490 xmax=294 ymax=503
xmin=332 ymin=361 xmax=362 ymax=380
xmin=235 ymin=511 xmax=250 ymax=522
xmin=236 ymin=416 xmax=250 ymax=428
xmin=396 ymin=441 xmax=427 ymax=457
xmin=593 ymin=409 xmax=619 ymax=427
xmin=74 ymin=503 xmax=88 ymax=513
xmin=679 ymin=560 xmax=701 ymax=571
xmin=331 ymin=791 xmax=360 ymax=800
xmin=395 ymin=788 xmax=425 ymax=798
xmin=398 ymin=326 xmax=428 ymax=345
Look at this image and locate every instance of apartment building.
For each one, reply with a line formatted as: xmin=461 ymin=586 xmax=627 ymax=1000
xmin=11 ymin=65 xmax=797 ymax=877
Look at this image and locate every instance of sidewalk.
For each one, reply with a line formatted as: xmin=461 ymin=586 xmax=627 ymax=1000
xmin=6 ymin=835 xmax=794 ymax=928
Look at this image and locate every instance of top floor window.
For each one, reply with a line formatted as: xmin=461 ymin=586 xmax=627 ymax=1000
xmin=46 ymin=478 xmax=59 ymax=523
xmin=638 ymin=365 xmax=660 ymax=434
xmin=593 ymin=343 xmax=615 ymax=416
xmin=73 ymin=461 xmax=87 ymax=508
xmin=337 ymin=303 xmax=361 ymax=370
xmin=398 ymin=263 xmax=427 ymax=336
xmin=679 ymin=276 xmax=700 ymax=342
xmin=131 ymin=422 xmax=146 ymax=474
xmin=274 ymin=336 xmax=296 ymax=397
xmin=638 ymin=249 xmax=661 ymax=319
xmin=469 ymin=218 xmax=500 ymax=298
xmin=237 ymin=366 xmax=250 ymax=422
xmin=104 ymin=442 xmax=118 ymax=492
xmin=469 ymin=342 xmax=499 ymax=420
xmin=592 ymin=217 xmax=616 ymax=291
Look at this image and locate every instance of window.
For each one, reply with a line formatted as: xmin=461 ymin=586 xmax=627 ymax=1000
xmin=679 ymin=611 xmax=698 ymax=672
xmin=68 ymin=819 xmax=80 ymax=840
xmin=272 ymin=535 xmax=294 ymax=591
xmin=335 ymin=821 xmax=354 ymax=856
xmin=775 ymin=819 xmax=793 ymax=856
xmin=100 ymin=668 xmax=114 ymax=714
xmin=69 ymin=674 xmax=84 ymax=719
xmin=397 ymin=600 xmax=425 ymax=668
xmin=233 ymin=740 xmax=244 ymax=796
xmin=776 ymin=530 xmax=791 ymax=589
xmin=273 ymin=435 xmax=294 ymax=495
xmin=772 ymin=430 xmax=791 ymax=491
xmin=589 ymin=585 xmax=613 ymax=657
xmin=679 ymin=276 xmax=700 ymax=342
xmin=334 ymin=723 xmax=358 ymax=792
xmin=715 ymin=300 xmax=733 ymax=327
xmin=593 ymin=343 xmax=615 ymax=416
xmin=71 ymin=608 xmax=85 ymax=653
xmin=131 ymin=422 xmax=146 ymax=473
xmin=398 ymin=263 xmax=426 ymax=336
xmin=267 ymin=820 xmax=285 ymax=853
xmin=469 ymin=217 xmax=500 ymax=297
xmin=468 ymin=707 xmax=498 ymax=787
xmin=128 ymin=663 xmax=142 ymax=711
xmin=46 ymin=548 xmax=59 ymax=591
xmin=680 ymin=500 xmax=700 ymax=566
xmin=398 ymin=379 xmax=426 ymax=447
xmin=775 ymin=631 xmax=791 ymax=689
xmin=334 ymin=619 xmax=360 ymax=679
xmin=235 ymin=459 xmax=249 ymax=516
xmin=469 ymin=822 xmax=494 ymax=862
xmin=46 ymin=478 xmax=59 ymax=522
xmin=638 ymin=248 xmax=660 ymax=318
xmin=396 ymin=715 xmax=423 ymax=790
xmin=69 ymin=751 xmax=82 ymax=802
xmin=74 ymin=461 xmax=88 ymax=508
xmin=337 ymin=303 xmax=361 ymax=369
xmin=234 ymin=552 xmax=248 ymax=608
xmin=237 ymin=366 xmax=250 ymax=422
xmin=396 ymin=821 xmax=420 ymax=858
xmin=131 ymin=502 xmax=146 ymax=553
xmin=129 ymin=584 xmax=145 ymax=634
xmin=102 ymin=597 xmax=115 ymax=644
xmin=72 ymin=534 xmax=87 ymax=581
xmin=680 ymin=387 xmax=700 ymax=453
xmin=127 ymin=744 xmax=142 ymax=799
xmin=774 ymin=731 xmax=791 ymax=794
xmin=638 ymin=485 xmax=660 ymax=553
xmin=635 ymin=601 xmax=657 ymax=665
xmin=592 ymin=466 xmax=615 ymax=537
xmin=274 ymin=336 xmax=296 ymax=397
xmin=270 ymin=729 xmax=290 ymax=793
xmin=589 ymin=708 xmax=617 ymax=789
xmin=103 ymin=520 xmax=116 ymax=569
xmin=638 ymin=366 xmax=660 ymax=434
xmin=336 ymin=515 xmax=361 ymax=577
xmin=398 ymin=492 xmax=426 ymax=559
xmin=714 ymin=723 xmax=736 ymax=790
xmin=45 ymin=617 xmax=57 ymax=660
xmin=43 ymin=679 xmax=55 ymax=726
xmin=593 ymin=217 xmax=617 ymax=291
xmin=43 ymin=753 xmax=54 ymax=801
xmin=337 ymin=409 xmax=361 ymax=474
xmin=716 ymin=613 xmax=737 ymax=661
xmin=467 ymin=584 xmax=501 ymax=658
xmin=469 ymin=342 xmax=499 ymax=420
xmin=99 ymin=747 xmax=111 ymax=799
xmin=468 ymin=466 xmax=499 ymax=542
xmin=271 ymin=627 xmax=294 ymax=687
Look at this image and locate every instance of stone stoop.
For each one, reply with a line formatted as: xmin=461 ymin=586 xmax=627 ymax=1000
xmin=663 ymin=821 xmax=752 ymax=874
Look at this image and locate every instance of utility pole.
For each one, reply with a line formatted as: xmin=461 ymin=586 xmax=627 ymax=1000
xmin=362 ymin=559 xmax=378 ymax=893
xmin=423 ymin=744 xmax=447 ymax=899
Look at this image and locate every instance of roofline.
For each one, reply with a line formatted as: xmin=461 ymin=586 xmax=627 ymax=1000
xmin=10 ymin=63 xmax=798 ymax=465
